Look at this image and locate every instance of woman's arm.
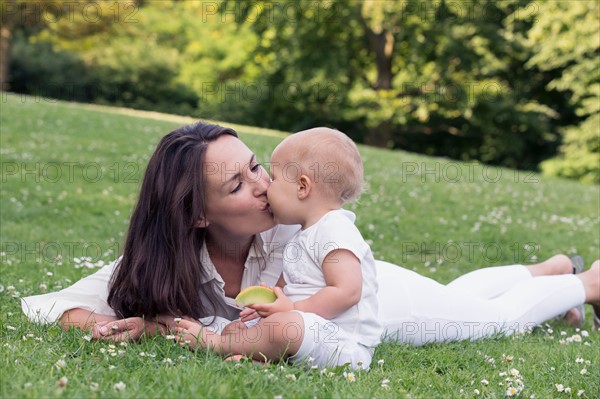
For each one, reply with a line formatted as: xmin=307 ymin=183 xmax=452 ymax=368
xmin=93 ymin=317 xmax=169 ymax=341
xmin=22 ymin=261 xmax=118 ymax=324
xmin=60 ymin=309 xmax=169 ymax=341
xmin=59 ymin=308 xmax=118 ymax=331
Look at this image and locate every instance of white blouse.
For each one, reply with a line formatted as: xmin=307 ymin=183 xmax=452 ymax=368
xmin=21 ymin=224 xmax=300 ymax=326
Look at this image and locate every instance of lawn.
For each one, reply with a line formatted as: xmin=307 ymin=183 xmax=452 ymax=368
xmin=1 ymin=93 xmax=598 ymax=398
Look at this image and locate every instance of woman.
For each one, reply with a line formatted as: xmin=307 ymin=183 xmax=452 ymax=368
xmin=21 ymin=122 xmax=600 ymax=355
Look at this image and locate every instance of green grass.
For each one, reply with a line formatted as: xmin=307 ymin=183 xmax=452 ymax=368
xmin=1 ymin=93 xmax=599 ymax=398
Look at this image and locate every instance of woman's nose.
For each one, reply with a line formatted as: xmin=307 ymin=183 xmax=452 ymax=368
xmin=252 ymin=166 xmax=270 ymax=195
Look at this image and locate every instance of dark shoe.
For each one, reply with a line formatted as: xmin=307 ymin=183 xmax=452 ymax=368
xmin=593 ymin=305 xmax=600 ymax=332
xmin=570 ymin=256 xmax=585 ymax=327
xmin=571 ymin=255 xmax=584 ymax=275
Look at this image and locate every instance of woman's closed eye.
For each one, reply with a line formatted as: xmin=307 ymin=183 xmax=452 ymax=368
xmin=230 ymin=163 xmax=263 ymax=194
xmin=231 ymin=182 xmax=243 ymax=194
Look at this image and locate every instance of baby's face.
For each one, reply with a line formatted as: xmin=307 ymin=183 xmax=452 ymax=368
xmin=266 ymin=148 xmax=303 ymax=225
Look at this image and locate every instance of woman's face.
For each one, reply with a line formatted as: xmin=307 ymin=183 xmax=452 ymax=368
xmin=203 ymin=135 xmax=275 ymax=238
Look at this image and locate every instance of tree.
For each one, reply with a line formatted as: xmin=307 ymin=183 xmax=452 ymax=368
xmin=0 ymin=0 xmax=16 ymax=87
xmin=8 ymin=0 xmax=595 ymax=179
xmin=1 ymin=0 xmax=121 ymax=88
xmin=524 ymin=1 xmax=600 ymax=183
xmin=1 ymin=0 xmax=55 ymax=88
xmin=10 ymin=0 xmax=198 ymax=112
xmin=232 ymin=0 xmax=560 ymax=168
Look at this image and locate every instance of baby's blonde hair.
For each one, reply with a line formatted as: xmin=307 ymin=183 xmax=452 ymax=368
xmin=274 ymin=127 xmax=364 ymax=204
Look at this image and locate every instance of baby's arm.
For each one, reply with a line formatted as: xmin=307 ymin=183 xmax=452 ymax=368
xmin=292 ymin=249 xmax=362 ymax=319
xmin=251 ymin=249 xmax=362 ymax=319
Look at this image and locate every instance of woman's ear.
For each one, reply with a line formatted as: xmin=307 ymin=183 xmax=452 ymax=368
xmin=297 ymin=175 xmax=312 ymax=200
xmin=195 ymin=216 xmax=210 ymax=228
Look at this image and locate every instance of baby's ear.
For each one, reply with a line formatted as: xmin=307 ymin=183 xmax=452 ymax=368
xmin=195 ymin=216 xmax=210 ymax=228
xmin=297 ymin=175 xmax=312 ymax=200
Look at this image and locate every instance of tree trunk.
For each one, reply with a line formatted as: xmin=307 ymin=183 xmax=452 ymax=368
xmin=365 ymin=120 xmax=394 ymax=148
xmin=1 ymin=24 xmax=12 ymax=89
xmin=362 ymin=26 xmax=395 ymax=146
xmin=357 ymin=6 xmax=396 ymax=146
xmin=365 ymin=29 xmax=394 ymax=90
xmin=1 ymin=0 xmax=16 ymax=89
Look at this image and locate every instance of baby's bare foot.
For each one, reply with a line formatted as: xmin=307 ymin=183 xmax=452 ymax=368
xmin=225 ymin=354 xmax=247 ymax=362
xmin=588 ymin=260 xmax=600 ymax=306
xmin=224 ymin=354 xmax=266 ymax=366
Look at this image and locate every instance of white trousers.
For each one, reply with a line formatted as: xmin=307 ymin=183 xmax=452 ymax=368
xmin=376 ymin=261 xmax=585 ymax=346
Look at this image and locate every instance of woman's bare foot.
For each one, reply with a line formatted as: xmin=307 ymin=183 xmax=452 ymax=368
xmin=527 ymin=254 xmax=573 ymax=277
xmin=583 ymin=260 xmax=600 ymax=330
xmin=561 ymin=256 xmax=586 ymax=326
xmin=550 ymin=260 xmax=599 ymax=328
xmin=530 ymin=255 xmax=584 ymax=326
xmin=578 ymin=260 xmax=600 ymax=304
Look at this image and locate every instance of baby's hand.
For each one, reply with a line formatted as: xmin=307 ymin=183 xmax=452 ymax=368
xmin=156 ymin=316 xmax=204 ymax=350
xmin=239 ymin=307 xmax=260 ymax=322
xmin=173 ymin=319 xmax=204 ymax=350
xmin=248 ymin=287 xmax=294 ymax=317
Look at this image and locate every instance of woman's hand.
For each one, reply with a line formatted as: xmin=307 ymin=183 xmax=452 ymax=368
xmin=93 ymin=317 xmax=149 ymax=342
xmin=248 ymin=287 xmax=294 ymax=318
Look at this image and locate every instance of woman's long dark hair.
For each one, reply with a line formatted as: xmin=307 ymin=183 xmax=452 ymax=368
xmin=108 ymin=122 xmax=237 ymax=319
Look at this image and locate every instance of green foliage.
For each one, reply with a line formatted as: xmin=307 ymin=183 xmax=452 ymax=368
xmin=9 ymin=31 xmax=92 ymax=100
xmin=174 ymin=1 xmax=261 ymax=122
xmin=1 ymin=95 xmax=599 ymax=399
xmin=85 ymin=38 xmax=198 ymax=114
xmin=234 ymin=0 xmax=563 ymax=168
xmin=10 ymin=0 xmax=198 ymax=114
xmin=5 ymin=0 xmax=599 ymax=179
xmin=523 ymin=1 xmax=600 ymax=183
xmin=215 ymin=1 xmax=360 ymax=132
xmin=542 ymin=114 xmax=600 ymax=184
xmin=525 ymin=1 xmax=599 ymax=115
